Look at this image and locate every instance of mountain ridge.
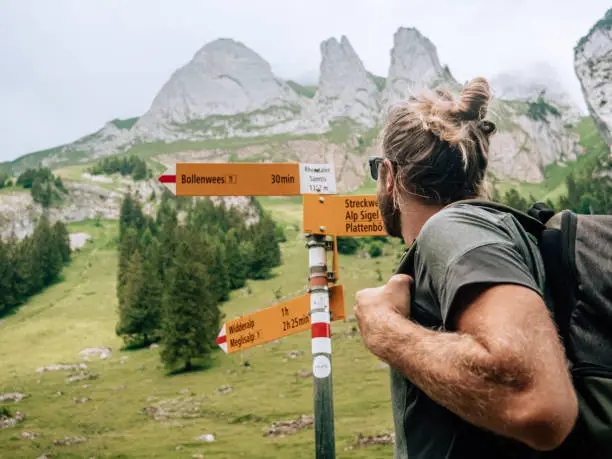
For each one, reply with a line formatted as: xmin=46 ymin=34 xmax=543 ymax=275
xmin=1 ymin=26 xmax=597 ymax=186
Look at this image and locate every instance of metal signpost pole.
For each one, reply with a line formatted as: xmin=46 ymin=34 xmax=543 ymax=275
xmin=307 ymin=234 xmax=335 ymax=459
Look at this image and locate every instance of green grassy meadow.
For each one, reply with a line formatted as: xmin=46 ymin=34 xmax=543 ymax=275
xmin=0 ymin=202 xmax=405 ymax=458
xmin=1 ymin=113 xmax=607 ymax=457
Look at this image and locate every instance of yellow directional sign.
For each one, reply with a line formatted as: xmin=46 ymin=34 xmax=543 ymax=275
xmin=159 ymin=162 xmax=337 ymax=196
xmin=303 ymin=194 xmax=387 ymax=237
xmin=216 ymin=285 xmax=345 ymax=354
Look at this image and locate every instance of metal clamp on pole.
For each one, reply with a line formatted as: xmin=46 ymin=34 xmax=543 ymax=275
xmin=306 ymin=233 xmax=336 ymax=459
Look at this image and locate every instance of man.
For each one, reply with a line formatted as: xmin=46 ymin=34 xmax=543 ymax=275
xmin=354 ymin=77 xmax=578 ymax=458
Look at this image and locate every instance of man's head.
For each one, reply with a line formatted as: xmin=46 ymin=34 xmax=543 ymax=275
xmin=371 ymin=77 xmax=497 ymax=240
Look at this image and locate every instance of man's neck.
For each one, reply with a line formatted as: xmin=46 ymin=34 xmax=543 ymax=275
xmin=400 ymin=200 xmax=444 ymax=246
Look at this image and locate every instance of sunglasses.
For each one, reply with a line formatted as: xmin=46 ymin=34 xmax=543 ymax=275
xmin=368 ymin=157 xmax=396 ymax=181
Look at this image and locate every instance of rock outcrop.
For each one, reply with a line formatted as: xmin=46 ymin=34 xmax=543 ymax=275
xmin=487 ymin=99 xmax=582 ymax=182
xmin=315 ymin=36 xmax=380 ymax=127
xmin=382 ymin=27 xmax=457 ymax=110
xmin=0 ymin=174 xmax=258 ymax=240
xmin=132 ymin=39 xmax=319 ymax=141
xmin=574 ymin=8 xmax=612 ymax=147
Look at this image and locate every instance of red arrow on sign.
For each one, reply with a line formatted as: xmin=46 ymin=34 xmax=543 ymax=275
xmin=158 ymin=174 xmax=176 ymax=183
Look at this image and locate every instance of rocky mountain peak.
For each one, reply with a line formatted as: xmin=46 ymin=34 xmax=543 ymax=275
xmin=314 ymin=36 xmax=380 ymax=127
xmin=191 ymin=38 xmax=256 ymax=63
xmin=574 ymin=8 xmax=612 ymax=147
xmin=382 ymin=27 xmax=455 ymax=109
xmin=132 ymin=38 xmax=303 ymax=137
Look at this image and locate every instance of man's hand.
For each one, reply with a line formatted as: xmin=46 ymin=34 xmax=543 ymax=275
xmin=354 ymin=274 xmax=413 ymax=357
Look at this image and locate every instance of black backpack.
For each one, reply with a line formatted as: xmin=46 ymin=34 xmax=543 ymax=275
xmin=453 ymin=200 xmax=612 ymax=457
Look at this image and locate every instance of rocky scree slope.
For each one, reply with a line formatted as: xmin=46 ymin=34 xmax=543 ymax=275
xmin=0 ymin=175 xmax=258 ymax=240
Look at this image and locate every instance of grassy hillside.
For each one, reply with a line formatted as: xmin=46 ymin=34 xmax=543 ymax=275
xmin=0 ymin=206 xmax=405 ymax=458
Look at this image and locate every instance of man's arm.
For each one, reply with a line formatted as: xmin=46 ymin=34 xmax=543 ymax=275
xmin=364 ymin=280 xmax=578 ymax=451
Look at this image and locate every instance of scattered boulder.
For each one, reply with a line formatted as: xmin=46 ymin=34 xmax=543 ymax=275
xmin=378 ymin=362 xmax=389 ymax=370
xmin=36 ymin=363 xmax=87 ymax=373
xmin=286 ymin=350 xmax=303 ymax=359
xmin=296 ymin=370 xmax=312 ymax=378
xmin=119 ymin=356 xmax=129 ymax=365
xmin=53 ymin=436 xmax=88 ymax=446
xmin=149 ymin=343 xmax=159 ymax=350
xmin=175 ymin=446 xmax=184 ymax=451
xmin=0 ymin=392 xmax=25 ymax=403
xmin=216 ymin=385 xmax=232 ymax=395
xmin=140 ymin=396 xmax=207 ymax=421
xmin=193 ymin=454 xmax=205 ymax=459
xmin=73 ymin=397 xmax=90 ymax=404
xmin=0 ymin=409 xmax=25 ymax=429
xmin=264 ymin=415 xmax=314 ymax=437
xmin=36 ymin=455 xmax=51 ymax=459
xmin=66 ymin=372 xmax=98 ymax=383
xmin=355 ymin=431 xmax=395 ymax=447
xmin=178 ymin=388 xmax=192 ymax=395
xmin=21 ymin=431 xmax=38 ymax=440
xmin=79 ymin=347 xmax=111 ymax=360
xmin=69 ymin=232 xmax=92 ymax=251
xmin=196 ymin=433 xmax=216 ymax=442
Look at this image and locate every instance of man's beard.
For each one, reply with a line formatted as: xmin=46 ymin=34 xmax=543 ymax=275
xmin=377 ymin=189 xmax=403 ymax=239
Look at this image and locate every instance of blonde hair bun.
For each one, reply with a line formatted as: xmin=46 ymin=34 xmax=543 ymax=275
xmin=455 ymin=77 xmax=492 ymax=122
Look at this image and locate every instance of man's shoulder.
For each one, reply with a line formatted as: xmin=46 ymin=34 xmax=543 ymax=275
xmin=417 ymin=203 xmax=514 ymax=255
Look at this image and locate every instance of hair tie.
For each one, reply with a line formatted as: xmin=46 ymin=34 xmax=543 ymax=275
xmin=477 ymin=120 xmax=496 ymax=135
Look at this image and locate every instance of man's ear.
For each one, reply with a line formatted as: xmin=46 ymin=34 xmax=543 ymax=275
xmin=383 ymin=159 xmax=395 ymax=194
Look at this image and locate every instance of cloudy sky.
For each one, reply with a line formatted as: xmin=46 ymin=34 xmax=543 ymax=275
xmin=0 ymin=0 xmax=609 ymax=162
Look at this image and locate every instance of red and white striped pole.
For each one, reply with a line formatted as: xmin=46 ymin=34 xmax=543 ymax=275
xmin=307 ymin=234 xmax=335 ymax=458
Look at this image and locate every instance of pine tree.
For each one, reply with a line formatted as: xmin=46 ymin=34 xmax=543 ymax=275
xmin=52 ymin=221 xmax=71 ymax=263
xmin=203 ymin=235 xmax=230 ymax=302
xmin=501 ymin=189 xmax=529 ymax=212
xmin=131 ymin=159 xmax=147 ymax=181
xmin=139 ymin=229 xmax=163 ymax=342
xmin=156 ymin=195 xmax=178 ymax=283
xmin=34 ymin=215 xmax=63 ymax=286
xmin=0 ymin=239 xmax=16 ymax=315
xmin=17 ymin=236 xmax=43 ymax=296
xmin=247 ymin=212 xmax=281 ymax=279
xmin=224 ymin=229 xmax=248 ymax=290
xmin=119 ymin=193 xmax=145 ymax=241
xmin=116 ymin=250 xmax=145 ymax=341
xmin=160 ymin=229 xmax=220 ymax=371
xmin=117 ymin=227 xmax=141 ymax=305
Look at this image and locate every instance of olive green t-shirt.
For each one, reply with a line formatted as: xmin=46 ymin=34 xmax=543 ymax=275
xmin=391 ymin=203 xmax=548 ymax=459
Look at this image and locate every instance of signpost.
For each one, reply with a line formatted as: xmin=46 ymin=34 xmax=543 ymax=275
xmin=303 ymin=194 xmax=386 ymax=237
xmin=159 ymin=162 xmax=336 ymax=196
xmin=215 ymin=285 xmax=345 ymax=354
xmin=158 ymin=162 xmax=388 ymax=459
